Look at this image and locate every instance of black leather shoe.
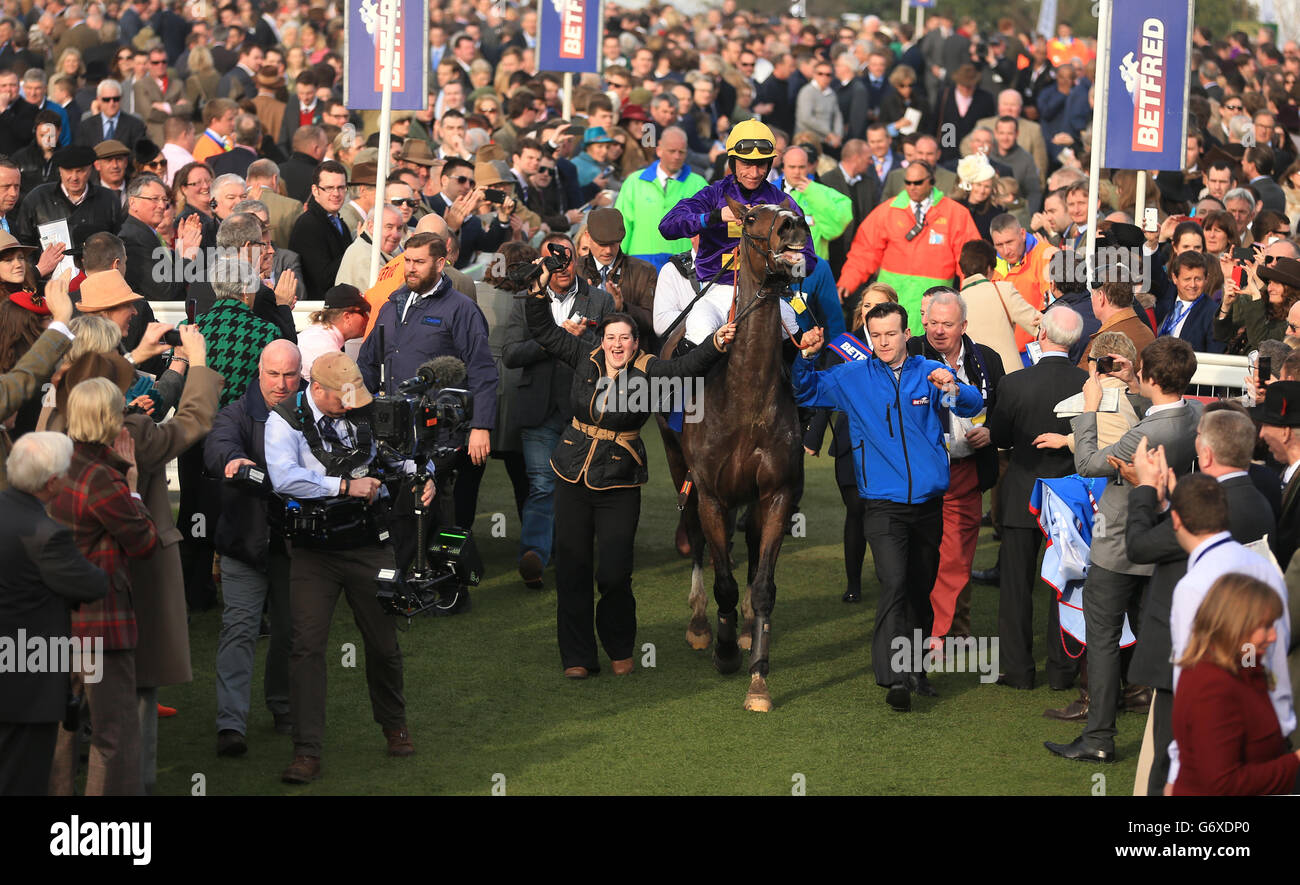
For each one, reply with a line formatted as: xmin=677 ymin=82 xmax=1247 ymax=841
xmin=1043 ymin=737 xmax=1116 ymax=763
xmin=1043 ymin=690 xmax=1090 ymax=721
xmin=1123 ymin=684 xmax=1153 ymax=713
xmin=995 ymin=675 xmax=1034 ymax=690
xmin=842 ymin=587 xmax=861 ymax=603
xmin=971 ymin=566 xmax=1000 ymax=586
xmin=885 ymin=684 xmax=911 ymax=712
xmin=217 ymin=730 xmax=247 ymax=757
xmin=908 ymin=673 xmax=938 ymax=697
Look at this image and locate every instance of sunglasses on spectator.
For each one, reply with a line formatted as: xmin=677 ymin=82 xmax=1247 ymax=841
xmin=537 ymin=167 xmax=556 ymax=175
xmin=450 ymin=174 xmax=474 ymax=186
xmin=101 ymin=95 xmax=121 ymax=102
xmin=142 ymin=157 xmax=167 ymax=170
xmin=1224 ymin=102 xmax=1244 ymax=112
xmin=390 ymin=198 xmax=418 ymax=207
xmin=905 ymin=176 xmax=932 ymax=186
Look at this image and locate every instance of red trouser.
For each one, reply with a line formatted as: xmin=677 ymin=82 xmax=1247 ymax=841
xmin=929 ymin=457 xmax=980 ymax=639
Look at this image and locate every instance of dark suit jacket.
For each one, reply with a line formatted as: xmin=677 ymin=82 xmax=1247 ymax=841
xmin=277 ymin=150 xmax=318 ymax=203
xmin=0 ymin=99 xmax=36 ymax=156
xmin=987 ymin=354 xmax=1088 ymax=528
xmin=208 ymin=145 xmax=257 ymax=179
xmin=76 ymin=112 xmax=147 ymax=151
xmin=216 ymin=64 xmax=256 ymax=102
xmin=118 ymin=213 xmax=185 ymax=301
xmin=935 ymin=87 xmax=997 ymax=162
xmin=1154 ymin=292 xmax=1223 ymax=354
xmin=502 ymin=278 xmax=613 ymax=429
xmin=756 ymin=74 xmax=796 ymax=136
xmin=908 ymin=333 xmax=1005 ymax=491
xmin=277 ymin=96 xmax=322 ymax=149
xmin=819 ymin=165 xmax=879 ymax=277
xmin=1126 ymin=476 xmax=1275 ymax=690
xmin=287 ymin=197 xmax=353 ymax=300
xmin=833 ymin=77 xmax=870 ymax=140
xmin=1273 ymin=468 xmax=1300 ymax=570
xmin=0 ymin=487 xmax=107 ymax=723
xmin=1249 ymin=175 xmax=1287 ymax=215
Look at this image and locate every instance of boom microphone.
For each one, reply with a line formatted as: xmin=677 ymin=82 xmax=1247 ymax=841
xmin=417 ymin=355 xmax=468 ymax=389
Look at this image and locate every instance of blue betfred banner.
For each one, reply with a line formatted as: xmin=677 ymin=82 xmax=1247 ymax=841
xmin=1100 ymin=0 xmax=1194 ymax=171
xmin=344 ymin=0 xmax=428 ymax=111
xmin=909 ymin=0 xmax=935 ymax=8
xmin=537 ymin=0 xmax=603 ymax=74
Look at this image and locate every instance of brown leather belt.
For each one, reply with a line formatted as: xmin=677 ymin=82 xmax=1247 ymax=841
xmin=572 ymin=418 xmax=643 ymax=465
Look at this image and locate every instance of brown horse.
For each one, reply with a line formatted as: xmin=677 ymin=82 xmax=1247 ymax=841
xmin=660 ymin=198 xmax=809 ymax=712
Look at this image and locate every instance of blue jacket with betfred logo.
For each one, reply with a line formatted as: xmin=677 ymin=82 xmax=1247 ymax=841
xmin=792 ymin=351 xmax=982 ymax=504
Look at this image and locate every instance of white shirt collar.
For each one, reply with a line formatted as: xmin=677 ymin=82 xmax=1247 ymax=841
xmin=1216 ymin=470 xmax=1248 ymax=482
xmin=1188 ymin=531 xmax=1234 ymax=567
xmin=1284 ymin=460 xmax=1300 ymax=486
xmin=1145 ymin=400 xmax=1185 ymax=418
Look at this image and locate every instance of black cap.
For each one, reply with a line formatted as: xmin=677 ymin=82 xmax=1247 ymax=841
xmin=54 ymin=145 xmax=97 ymax=169
xmin=135 ymin=137 xmax=163 ymax=165
xmin=1095 ymin=221 xmax=1145 ymax=249
xmin=1251 ymin=380 xmax=1300 ymax=426
xmin=323 ymin=284 xmax=366 ymax=311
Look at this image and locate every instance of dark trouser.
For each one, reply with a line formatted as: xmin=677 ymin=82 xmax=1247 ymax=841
xmin=438 ymin=449 xmax=486 ymax=531
xmin=863 ymin=497 xmax=942 ymax=687
xmin=0 ymin=722 xmax=57 ymax=795
xmin=288 ymin=544 xmax=405 ymax=758
xmin=497 ymin=450 xmax=529 ymax=520
xmin=216 ymin=550 xmax=291 ymax=734
xmin=998 ymin=525 xmax=1080 ymax=688
xmin=178 ymin=442 xmax=219 ymax=611
xmin=838 ymin=484 xmax=866 ymax=594
xmin=1080 ymin=565 xmax=1147 ymax=751
xmin=554 ymin=480 xmax=641 ymax=670
xmin=1147 ymin=687 xmax=1174 ymax=796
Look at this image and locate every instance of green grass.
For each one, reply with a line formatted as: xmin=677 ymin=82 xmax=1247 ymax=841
xmin=156 ymin=443 xmax=1142 ymax=796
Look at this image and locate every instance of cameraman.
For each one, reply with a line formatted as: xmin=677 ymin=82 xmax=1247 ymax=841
xmin=264 ymin=352 xmax=434 ymax=785
xmin=203 ymin=339 xmax=301 ymax=757
xmin=357 ymin=231 xmax=496 ymax=617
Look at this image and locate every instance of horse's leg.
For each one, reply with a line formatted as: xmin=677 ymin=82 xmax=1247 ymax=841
xmin=657 ymin=417 xmax=692 ymax=557
xmin=743 ymin=489 xmax=795 ymax=713
xmin=697 ymin=491 xmax=741 ymax=674
xmin=683 ymin=491 xmax=711 ymax=650
xmin=739 ymin=506 xmax=759 ymax=651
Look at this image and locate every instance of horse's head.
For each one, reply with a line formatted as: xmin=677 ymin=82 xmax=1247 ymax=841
xmin=726 ymin=195 xmax=810 ymax=285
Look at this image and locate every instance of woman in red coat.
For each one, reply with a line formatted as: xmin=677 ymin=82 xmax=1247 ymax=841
xmin=1172 ymin=573 xmax=1300 ymax=796
xmin=46 ymin=377 xmax=158 ymax=796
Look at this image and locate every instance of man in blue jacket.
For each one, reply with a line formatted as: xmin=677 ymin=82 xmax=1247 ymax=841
xmin=796 ymin=301 xmax=983 ymax=712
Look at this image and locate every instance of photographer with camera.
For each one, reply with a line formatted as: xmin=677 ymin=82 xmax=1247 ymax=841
xmin=520 ymin=253 xmax=735 ymax=679
xmin=203 ymin=339 xmax=301 ymax=757
xmin=264 ymin=351 xmax=433 ymax=785
xmin=358 ymin=231 xmax=496 ymax=617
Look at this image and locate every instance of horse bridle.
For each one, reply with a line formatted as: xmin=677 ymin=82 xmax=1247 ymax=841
xmin=732 ymin=205 xmax=809 ymax=326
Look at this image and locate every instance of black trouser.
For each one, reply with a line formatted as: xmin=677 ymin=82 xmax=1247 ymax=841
xmin=1147 ymin=687 xmax=1174 ymax=796
xmin=998 ymin=525 xmax=1081 ymax=688
xmin=178 ymin=441 xmax=222 ymax=611
xmin=1080 ymin=565 xmax=1147 ymax=751
xmin=839 ymin=483 xmax=866 ymax=595
xmin=0 ymin=721 xmax=57 ymax=795
xmin=497 ymin=450 xmax=529 ymax=519
xmin=436 ymin=449 xmax=486 ymax=531
xmin=863 ymin=497 xmax=942 ymax=688
xmin=554 ymin=480 xmax=641 ymax=670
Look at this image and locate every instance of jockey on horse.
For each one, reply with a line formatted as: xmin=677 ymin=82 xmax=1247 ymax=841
xmin=658 ymin=120 xmax=819 ymax=349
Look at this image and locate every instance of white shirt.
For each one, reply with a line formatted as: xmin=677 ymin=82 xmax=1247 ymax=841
xmin=161 ymin=143 xmax=195 ymax=186
xmin=653 ymin=251 xmax=698 ymax=336
xmin=941 ymin=343 xmax=986 ymax=460
xmin=1145 ymin=400 xmax=1185 ymax=419
xmin=549 ymin=281 xmax=579 ymax=326
xmin=838 ymin=162 xmax=859 ymax=186
xmin=296 ymin=323 xmax=345 ymax=380
xmin=1166 ymin=532 xmax=1294 ymax=784
xmin=1283 ymin=459 xmax=1300 ymax=488
xmin=1165 ymin=296 xmax=1198 ymax=337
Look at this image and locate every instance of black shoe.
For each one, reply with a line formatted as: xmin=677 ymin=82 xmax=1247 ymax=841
xmin=995 ymin=675 xmax=1034 ymax=690
xmin=1122 ymin=684 xmax=1153 ymax=713
xmin=1043 ymin=737 xmax=1116 ymax=763
xmin=885 ymin=684 xmax=911 ymax=712
xmin=842 ymin=587 xmax=861 ymax=603
xmin=430 ymin=587 xmax=472 ymax=617
xmin=217 ymin=730 xmax=247 ymax=757
xmin=908 ymin=672 xmax=938 ymax=697
xmin=518 ymin=551 xmax=544 ymax=590
xmin=971 ymin=566 xmax=1000 ymax=586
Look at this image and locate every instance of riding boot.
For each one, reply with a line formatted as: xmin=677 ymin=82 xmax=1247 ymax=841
xmin=713 ymin=611 xmax=741 ymax=674
xmin=672 ymin=338 xmax=698 ymax=359
xmin=747 ymin=615 xmax=771 ymax=677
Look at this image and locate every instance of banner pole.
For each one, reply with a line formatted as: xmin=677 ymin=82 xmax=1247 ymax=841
xmin=916 ymin=4 xmax=925 ymax=34
xmin=1085 ymin=0 xmax=1111 ymax=269
xmin=1134 ymin=169 xmax=1147 ymax=234
xmin=563 ymin=71 xmax=574 ymax=121
xmin=369 ymin=0 xmax=399 ymax=288
xmin=901 ymin=0 xmax=909 ymax=25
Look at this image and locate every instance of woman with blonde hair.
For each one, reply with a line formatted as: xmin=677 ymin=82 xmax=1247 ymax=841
xmin=47 ymin=376 xmax=159 ymax=795
xmin=55 ymin=47 xmax=86 ymax=86
xmin=184 ymin=45 xmax=220 ymax=108
xmin=954 ymin=153 xmax=999 ymax=240
xmin=1172 ymin=572 xmax=1299 ymax=795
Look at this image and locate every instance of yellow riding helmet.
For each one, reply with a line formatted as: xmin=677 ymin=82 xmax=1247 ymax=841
xmin=726 ymin=120 xmax=777 ymax=161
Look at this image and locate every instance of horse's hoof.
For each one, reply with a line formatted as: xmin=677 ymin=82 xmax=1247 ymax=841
xmin=743 ymin=675 xmax=773 ymax=712
xmin=686 ymin=622 xmax=712 ymax=650
xmin=713 ymin=642 xmax=741 ymax=675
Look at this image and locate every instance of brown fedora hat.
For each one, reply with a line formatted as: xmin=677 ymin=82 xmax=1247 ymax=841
xmin=78 ymin=269 xmax=144 ymax=312
xmin=398 ymin=139 xmax=436 ymax=166
xmin=474 ymin=161 xmax=510 ymax=187
xmin=255 ymin=64 xmax=285 ymax=90
xmin=54 ymin=351 xmax=136 ymax=418
xmin=348 ymin=161 xmax=378 ymax=187
xmin=1259 ymin=256 xmax=1300 ymax=289
xmin=0 ymin=230 xmax=39 ymax=255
